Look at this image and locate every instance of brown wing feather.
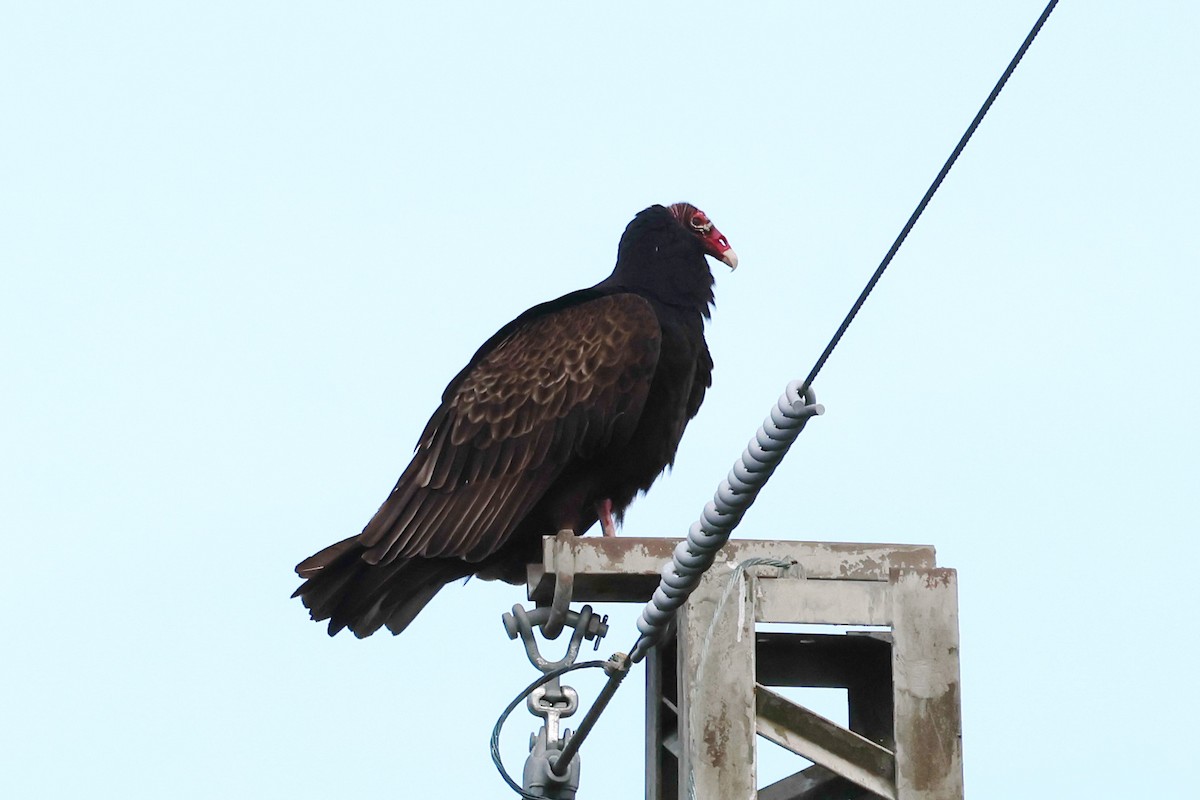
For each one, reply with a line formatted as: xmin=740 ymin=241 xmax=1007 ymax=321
xmin=686 ymin=341 xmax=714 ymax=420
xmin=358 ymin=294 xmax=661 ymax=565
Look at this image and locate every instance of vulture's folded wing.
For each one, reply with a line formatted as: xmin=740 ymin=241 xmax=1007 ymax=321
xmin=353 ymin=293 xmax=662 ymax=566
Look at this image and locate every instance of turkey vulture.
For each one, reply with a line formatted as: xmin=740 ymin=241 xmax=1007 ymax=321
xmin=293 ymin=202 xmax=737 ymax=637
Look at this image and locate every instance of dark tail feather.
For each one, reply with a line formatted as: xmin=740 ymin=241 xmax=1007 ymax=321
xmin=293 ymin=537 xmax=469 ymax=638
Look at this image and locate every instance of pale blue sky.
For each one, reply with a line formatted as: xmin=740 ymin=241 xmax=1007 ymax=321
xmin=3 ymin=2 xmax=1198 ymax=797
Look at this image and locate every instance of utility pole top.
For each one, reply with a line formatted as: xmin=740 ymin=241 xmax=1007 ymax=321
xmin=522 ymin=535 xmax=963 ymax=800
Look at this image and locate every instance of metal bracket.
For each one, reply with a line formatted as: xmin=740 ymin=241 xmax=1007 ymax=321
xmin=502 ymin=604 xmax=608 ymax=673
xmin=540 ymin=530 xmax=577 ymax=639
xmin=503 ymin=600 xmax=609 ymax=799
xmin=527 ymin=683 xmax=579 ymax=746
xmin=523 ymin=726 xmax=581 ymax=799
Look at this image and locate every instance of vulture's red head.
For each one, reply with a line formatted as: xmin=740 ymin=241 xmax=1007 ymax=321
xmin=668 ymin=202 xmax=738 ymax=270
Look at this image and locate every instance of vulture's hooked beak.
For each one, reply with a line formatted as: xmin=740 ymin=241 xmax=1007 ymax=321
xmin=701 ymin=224 xmax=737 ymax=271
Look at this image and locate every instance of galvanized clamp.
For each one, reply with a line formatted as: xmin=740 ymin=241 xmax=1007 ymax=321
xmin=502 ymin=603 xmax=609 ymax=799
xmin=503 ymin=604 xmax=609 ymax=674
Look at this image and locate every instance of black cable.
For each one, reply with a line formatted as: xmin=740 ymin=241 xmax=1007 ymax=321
xmin=799 ymin=0 xmax=1059 ymax=396
xmin=490 ymin=660 xmax=611 ymax=800
xmin=547 ymin=655 xmax=630 ymax=775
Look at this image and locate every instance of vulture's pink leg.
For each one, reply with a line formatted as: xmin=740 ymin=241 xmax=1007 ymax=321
xmin=599 ymin=498 xmax=618 ymax=537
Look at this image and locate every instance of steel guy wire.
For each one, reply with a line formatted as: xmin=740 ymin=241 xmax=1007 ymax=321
xmin=799 ymin=0 xmax=1060 ymax=397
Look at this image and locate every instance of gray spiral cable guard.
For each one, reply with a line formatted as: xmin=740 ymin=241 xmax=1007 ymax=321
xmin=629 ymin=381 xmax=823 ymax=663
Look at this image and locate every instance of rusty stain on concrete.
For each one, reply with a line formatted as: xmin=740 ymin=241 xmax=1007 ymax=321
xmin=902 ymin=684 xmax=962 ymax=791
xmin=703 ymin=716 xmax=730 ymax=767
xmin=923 ymin=570 xmax=953 ymax=589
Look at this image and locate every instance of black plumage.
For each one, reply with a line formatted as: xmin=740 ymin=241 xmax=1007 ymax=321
xmin=293 ymin=202 xmax=737 ymax=637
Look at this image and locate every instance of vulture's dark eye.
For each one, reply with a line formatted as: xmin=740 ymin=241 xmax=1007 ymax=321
xmin=691 ymin=216 xmax=711 ymax=232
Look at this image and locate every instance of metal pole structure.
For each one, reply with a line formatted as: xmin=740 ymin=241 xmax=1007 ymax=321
xmin=522 ymin=536 xmax=963 ymax=799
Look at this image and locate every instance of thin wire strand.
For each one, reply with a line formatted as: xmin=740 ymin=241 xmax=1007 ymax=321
xmin=799 ymin=0 xmax=1060 ymax=396
xmin=490 ymin=660 xmax=611 ymax=800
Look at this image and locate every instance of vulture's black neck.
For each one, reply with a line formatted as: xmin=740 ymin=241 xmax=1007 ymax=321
xmin=596 ymin=205 xmax=715 ymax=318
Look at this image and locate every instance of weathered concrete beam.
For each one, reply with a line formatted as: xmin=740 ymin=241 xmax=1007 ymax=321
xmin=755 ymin=578 xmax=893 ymax=626
xmin=677 ymin=566 xmax=758 ymax=798
xmin=757 ymin=764 xmax=882 ymax=800
xmin=756 ymin=684 xmax=897 ymax=800
xmin=890 ymin=568 xmax=963 ymax=799
xmin=527 ymin=535 xmax=936 ymax=604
